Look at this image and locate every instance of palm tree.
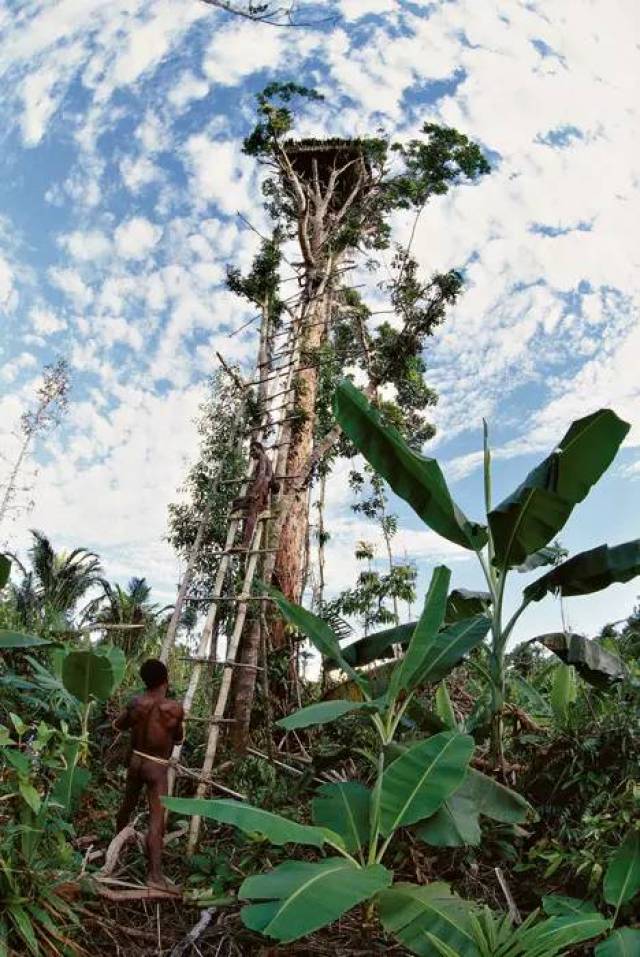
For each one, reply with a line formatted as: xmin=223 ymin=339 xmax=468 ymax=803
xmin=9 ymin=530 xmax=104 ymax=631
xmin=94 ymin=577 xmax=172 ymax=658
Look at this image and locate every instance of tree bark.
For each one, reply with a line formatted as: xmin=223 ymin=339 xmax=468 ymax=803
xmin=271 ymin=274 xmax=334 ymax=645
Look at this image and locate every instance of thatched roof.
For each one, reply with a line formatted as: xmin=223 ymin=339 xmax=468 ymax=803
xmin=282 ymin=137 xmax=373 ymax=206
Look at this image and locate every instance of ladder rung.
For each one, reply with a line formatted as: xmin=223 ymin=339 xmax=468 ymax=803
xmin=242 ymin=415 xmax=301 ymax=436
xmin=221 ymin=659 xmax=263 ymax=670
xmin=180 ymin=657 xmax=263 ymax=671
xmin=244 ymin=368 xmax=311 ymax=388
xmin=183 ymin=714 xmax=236 ymax=723
xmin=219 ymin=474 xmax=298 ymax=485
xmin=266 ymin=386 xmax=296 ymax=400
xmin=186 ymin=594 xmax=272 ymax=602
xmin=187 ymin=595 xmax=273 ymax=605
xmin=222 ymin=547 xmax=279 ymax=555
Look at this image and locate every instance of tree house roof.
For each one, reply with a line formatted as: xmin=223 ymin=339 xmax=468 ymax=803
xmin=282 ymin=138 xmax=373 ymax=205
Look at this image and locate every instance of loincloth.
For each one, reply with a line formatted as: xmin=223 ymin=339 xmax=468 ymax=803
xmin=132 ymin=749 xmax=172 ymax=766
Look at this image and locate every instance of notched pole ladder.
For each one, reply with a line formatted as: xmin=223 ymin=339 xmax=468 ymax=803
xmin=165 ymin=298 xmax=302 ymax=853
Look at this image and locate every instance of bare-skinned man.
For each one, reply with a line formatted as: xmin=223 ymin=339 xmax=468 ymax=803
xmin=113 ymin=659 xmax=184 ymax=888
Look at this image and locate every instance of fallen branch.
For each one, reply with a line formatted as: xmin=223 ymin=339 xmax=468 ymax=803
xmin=98 ymin=825 xmax=141 ymax=877
xmin=495 ymin=867 xmax=521 ymax=925
xmin=93 ymin=883 xmax=182 ymax=902
xmin=168 ymin=907 xmax=217 ymax=956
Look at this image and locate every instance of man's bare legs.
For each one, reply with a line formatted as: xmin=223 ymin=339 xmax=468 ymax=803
xmin=146 ymin=773 xmax=171 ymax=888
xmin=116 ymin=772 xmax=142 ymax=834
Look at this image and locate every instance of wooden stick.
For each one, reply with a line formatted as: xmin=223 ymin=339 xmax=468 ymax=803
xmin=98 ymin=825 xmax=141 ymax=877
xmin=168 ymin=907 xmax=217 ymax=957
xmin=495 ymin=867 xmax=522 ymax=925
xmin=93 ymin=884 xmax=181 ymax=902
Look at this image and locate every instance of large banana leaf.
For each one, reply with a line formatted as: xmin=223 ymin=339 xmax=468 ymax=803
xmin=516 ymin=544 xmax=567 ymax=572
xmin=536 ymin=633 xmax=628 ymax=687
xmin=542 ymin=895 xmax=602 ymax=917
xmin=163 ymin=798 xmax=340 ymax=849
xmin=378 ymin=882 xmax=478 ymax=956
xmin=277 ymin=698 xmax=383 ymax=731
xmin=267 ymin=585 xmax=368 ymax=693
xmin=416 ymin=793 xmax=481 ymax=847
xmin=311 ymin=781 xmax=370 ymax=853
xmin=339 ymin=621 xmax=416 ymax=670
xmin=401 ymin=614 xmax=491 ymax=692
xmin=488 ymin=409 xmax=629 ymax=569
xmin=51 ymin=742 xmax=90 ymax=816
xmin=550 ymin=663 xmax=577 ymax=723
xmin=416 ymin=767 xmax=533 ymax=847
xmin=525 ymin=540 xmax=640 ymax=602
xmin=445 ymin=589 xmax=491 ymax=623
xmin=0 ymin=631 xmax=54 ymax=649
xmin=334 ymin=590 xmax=491 ymax=672
xmin=434 ymin=682 xmax=457 ymax=730
xmin=596 ymin=929 xmax=640 ymax=956
xmin=388 ymin=566 xmax=450 ymax=699
xmin=333 ymin=381 xmax=488 ymax=550
xmin=62 ymin=650 xmax=115 ymax=702
xmin=380 ymin=731 xmax=474 ymax=836
xmin=603 ymin=830 xmax=640 ymax=909
xmin=239 ymin=858 xmax=391 ymax=942
xmin=526 ymin=914 xmax=611 ymax=955
xmin=94 ymin=645 xmax=126 ymax=691
xmin=461 ymin=768 xmax=534 ymax=823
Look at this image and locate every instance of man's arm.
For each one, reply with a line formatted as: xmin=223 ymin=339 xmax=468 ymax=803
xmin=112 ymin=699 xmax=136 ymax=732
xmin=173 ymin=704 xmax=185 ymax=746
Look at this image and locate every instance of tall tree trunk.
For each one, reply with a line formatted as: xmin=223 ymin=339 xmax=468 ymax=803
xmin=271 ymin=272 xmax=334 ymax=645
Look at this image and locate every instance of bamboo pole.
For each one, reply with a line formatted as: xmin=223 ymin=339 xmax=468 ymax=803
xmin=186 ymin=519 xmax=265 ymax=853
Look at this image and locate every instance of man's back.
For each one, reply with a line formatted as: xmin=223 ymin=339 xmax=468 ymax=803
xmin=127 ymin=693 xmax=183 ymax=760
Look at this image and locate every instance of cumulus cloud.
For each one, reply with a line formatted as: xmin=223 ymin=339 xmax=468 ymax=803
xmin=48 ymin=267 xmax=93 ymax=306
xmin=0 ymin=255 xmax=16 ymax=312
xmin=202 ymin=20 xmax=283 ymax=86
xmin=29 ymin=306 xmax=67 ymax=334
xmin=114 ymin=217 xmax=162 ymax=259
xmin=182 ymin=135 xmax=259 ymax=217
xmin=119 ymin=154 xmax=162 ymax=191
xmin=59 ymin=230 xmax=111 ymax=261
xmin=167 ymin=69 xmax=209 ymax=109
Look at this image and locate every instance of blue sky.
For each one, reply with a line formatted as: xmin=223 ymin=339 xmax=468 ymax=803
xmin=0 ymin=0 xmax=639 ymax=647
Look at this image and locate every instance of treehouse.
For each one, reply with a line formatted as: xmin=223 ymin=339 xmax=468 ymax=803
xmin=281 ymin=137 xmax=375 ymax=211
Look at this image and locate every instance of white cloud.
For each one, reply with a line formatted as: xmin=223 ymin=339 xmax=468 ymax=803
xmin=0 ymin=255 xmax=16 ymax=312
xmin=202 ymin=20 xmax=282 ymax=86
xmin=136 ymin=111 xmax=170 ymax=154
xmin=0 ymin=352 xmax=38 ymax=383
xmin=29 ymin=307 xmax=66 ymax=334
xmin=59 ymin=229 xmax=111 ymax=261
xmin=119 ymin=154 xmax=161 ymax=191
xmin=114 ymin=217 xmax=162 ymax=259
xmin=182 ymin=135 xmax=258 ymax=216
xmin=9 ymin=382 xmax=206 ymax=592
xmin=48 ymin=266 xmax=93 ymax=306
xmin=167 ymin=69 xmax=209 ymax=109
xmin=340 ymin=0 xmax=389 ymax=19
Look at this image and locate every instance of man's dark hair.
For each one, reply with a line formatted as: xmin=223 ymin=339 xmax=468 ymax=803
xmin=140 ymin=659 xmax=168 ymax=690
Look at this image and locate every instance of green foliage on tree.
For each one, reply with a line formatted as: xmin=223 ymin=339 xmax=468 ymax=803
xmin=5 ymin=530 xmax=103 ymax=635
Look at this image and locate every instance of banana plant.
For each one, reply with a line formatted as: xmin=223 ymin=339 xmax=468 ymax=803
xmin=333 ymin=380 xmax=636 ymax=761
xmin=165 ymin=567 xmax=540 ymax=948
xmin=541 ymin=829 xmax=640 ymax=955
